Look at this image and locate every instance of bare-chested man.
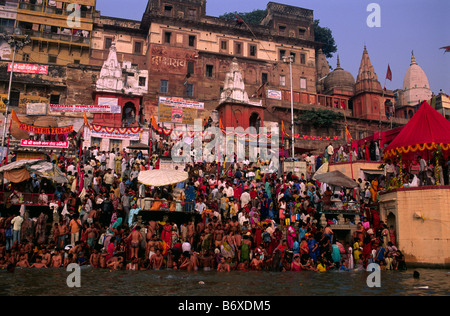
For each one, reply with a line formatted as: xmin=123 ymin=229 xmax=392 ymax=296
xmin=196 ymin=221 xmax=204 ymax=238
xmin=145 ymin=223 xmax=154 ymax=242
xmin=234 ymin=231 xmax=242 ymax=261
xmin=178 ymin=252 xmax=194 ymax=271
xmin=51 ymin=250 xmax=63 ymax=268
xmin=88 ymin=208 xmax=98 ymax=225
xmin=145 ymin=234 xmax=159 ymax=259
xmin=90 ymin=248 xmax=101 ymax=268
xmin=217 ymin=257 xmax=230 ymax=272
xmin=147 ymin=220 xmax=159 ymax=239
xmin=31 ymin=256 xmax=48 ymax=269
xmin=106 ymin=256 xmax=124 ymax=270
xmin=41 ymin=249 xmax=51 ymax=266
xmin=64 ymin=253 xmax=76 ymax=268
xmin=200 ymin=250 xmax=215 ymax=271
xmin=85 ymin=224 xmax=98 ymax=249
xmin=166 ymin=249 xmax=176 ymax=269
xmin=128 ymin=226 xmax=143 ymax=259
xmin=250 ymin=255 xmax=263 ymax=271
xmin=190 ymin=251 xmax=199 ymax=271
xmin=187 ymin=221 xmax=195 ymax=245
xmin=58 ymin=220 xmax=68 ymax=249
xmin=150 ymin=248 xmax=164 ymax=270
xmin=230 ymin=217 xmax=240 ymax=234
xmin=214 ymin=224 xmax=224 ymax=248
xmin=99 ymin=250 xmax=108 ymax=269
xmin=16 ymin=255 xmax=30 ymax=268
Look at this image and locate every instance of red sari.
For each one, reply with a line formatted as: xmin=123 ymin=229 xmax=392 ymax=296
xmin=161 ymin=223 xmax=173 ymax=247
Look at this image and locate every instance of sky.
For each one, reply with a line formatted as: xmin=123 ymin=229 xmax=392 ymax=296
xmin=96 ymin=0 xmax=450 ymax=95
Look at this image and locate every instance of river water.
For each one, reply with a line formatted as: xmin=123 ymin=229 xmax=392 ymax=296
xmin=1 ymin=267 xmax=449 ymax=296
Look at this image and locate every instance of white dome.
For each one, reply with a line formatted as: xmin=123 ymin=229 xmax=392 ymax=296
xmin=403 ymin=53 xmax=432 ymax=106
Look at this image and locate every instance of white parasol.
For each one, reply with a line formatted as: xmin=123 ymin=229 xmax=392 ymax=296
xmin=138 ymin=169 xmax=188 ymax=187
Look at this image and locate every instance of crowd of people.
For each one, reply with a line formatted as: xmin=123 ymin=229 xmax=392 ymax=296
xmin=0 ymin=138 xmax=409 ymax=274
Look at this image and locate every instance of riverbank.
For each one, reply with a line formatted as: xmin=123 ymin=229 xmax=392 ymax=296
xmin=1 ymin=267 xmax=449 ymax=296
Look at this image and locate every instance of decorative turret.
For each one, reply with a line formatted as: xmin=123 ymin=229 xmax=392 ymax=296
xmin=219 ymin=58 xmax=261 ymax=106
xmin=355 ymin=45 xmax=382 ymax=94
xmin=96 ymin=40 xmax=124 ymax=93
xmin=403 ymin=51 xmax=432 ymax=106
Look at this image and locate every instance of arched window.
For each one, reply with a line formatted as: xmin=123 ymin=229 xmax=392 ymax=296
xmin=122 ymin=102 xmax=136 ymax=127
xmin=249 ymin=112 xmax=261 ymax=132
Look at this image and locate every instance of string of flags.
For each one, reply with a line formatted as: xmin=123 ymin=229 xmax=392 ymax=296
xmin=150 ymin=116 xmax=340 ymax=141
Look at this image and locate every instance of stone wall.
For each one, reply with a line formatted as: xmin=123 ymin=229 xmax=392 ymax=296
xmin=379 ymin=187 xmax=450 ymax=267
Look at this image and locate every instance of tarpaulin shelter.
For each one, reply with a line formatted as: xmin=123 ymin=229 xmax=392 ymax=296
xmin=384 ymin=101 xmax=450 ymax=161
xmin=127 ymin=143 xmax=150 ymax=151
xmin=0 ymin=159 xmax=68 ymax=184
xmin=313 ymin=170 xmax=359 ymax=188
xmin=138 ymin=169 xmax=188 ymax=187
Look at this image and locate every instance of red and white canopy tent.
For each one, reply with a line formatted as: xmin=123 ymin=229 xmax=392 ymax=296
xmin=384 ymin=101 xmax=450 ymax=161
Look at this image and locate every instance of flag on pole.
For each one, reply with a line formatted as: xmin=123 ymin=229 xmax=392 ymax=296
xmin=83 ymin=113 xmax=90 ymax=128
xmin=11 ymin=109 xmax=20 ymax=123
xmin=345 ymin=125 xmax=353 ymax=142
xmin=386 ymin=64 xmax=392 ymax=81
xmin=281 ymin=121 xmax=289 ymax=137
xmin=219 ymin=119 xmax=225 ymax=130
xmin=150 ymin=116 xmax=159 ymax=131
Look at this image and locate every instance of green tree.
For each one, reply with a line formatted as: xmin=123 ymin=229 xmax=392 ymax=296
xmin=314 ymin=19 xmax=337 ymax=58
xmin=219 ymin=9 xmax=267 ymax=25
xmin=297 ymin=109 xmax=344 ymax=129
xmin=219 ymin=10 xmax=337 ymax=58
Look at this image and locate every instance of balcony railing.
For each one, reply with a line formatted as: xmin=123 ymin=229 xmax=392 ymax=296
xmin=0 ymin=192 xmax=56 ymax=206
xmin=16 ymin=28 xmax=90 ymax=45
xmin=18 ymin=2 xmax=93 ymax=19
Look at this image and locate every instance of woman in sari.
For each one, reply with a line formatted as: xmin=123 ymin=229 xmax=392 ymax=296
xmin=370 ymin=178 xmax=378 ymax=202
xmin=307 ymin=235 xmax=319 ymax=262
xmin=161 ymin=222 xmax=173 ymax=248
xmin=286 ymin=224 xmax=296 ymax=249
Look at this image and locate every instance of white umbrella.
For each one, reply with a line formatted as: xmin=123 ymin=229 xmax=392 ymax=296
xmin=138 ymin=169 xmax=188 ymax=187
xmin=312 ymin=162 xmax=328 ymax=180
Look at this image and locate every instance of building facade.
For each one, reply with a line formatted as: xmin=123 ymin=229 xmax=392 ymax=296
xmin=14 ymin=0 xmax=95 ymax=65
xmin=0 ymin=0 xmax=424 ymax=157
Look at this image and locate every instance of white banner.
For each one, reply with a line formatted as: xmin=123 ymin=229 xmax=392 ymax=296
xmin=267 ymin=89 xmax=282 ymax=100
xmin=49 ymin=104 xmax=121 ymax=114
xmin=21 ymin=139 xmax=69 ymax=148
xmin=90 ymin=130 xmax=140 ymax=141
xmin=159 ymin=96 xmax=204 ymax=109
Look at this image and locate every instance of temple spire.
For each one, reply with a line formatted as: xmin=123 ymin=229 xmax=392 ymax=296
xmin=411 ymin=50 xmax=417 ymax=65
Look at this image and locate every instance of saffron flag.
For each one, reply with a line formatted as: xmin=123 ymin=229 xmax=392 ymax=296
xmin=281 ymin=121 xmax=289 ymax=137
xmin=345 ymin=125 xmax=353 ymax=142
xmin=151 ymin=116 xmax=159 ymax=131
xmin=11 ymin=109 xmax=20 ymax=123
xmin=386 ymin=64 xmax=392 ymax=81
xmin=83 ymin=113 xmax=90 ymax=128
xmin=219 ymin=119 xmax=225 ymax=130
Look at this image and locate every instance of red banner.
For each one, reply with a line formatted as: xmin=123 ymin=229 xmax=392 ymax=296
xmin=18 ymin=123 xmax=73 ymax=135
xmin=8 ymin=63 xmax=48 ymax=75
xmin=11 ymin=109 xmax=73 ymax=135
